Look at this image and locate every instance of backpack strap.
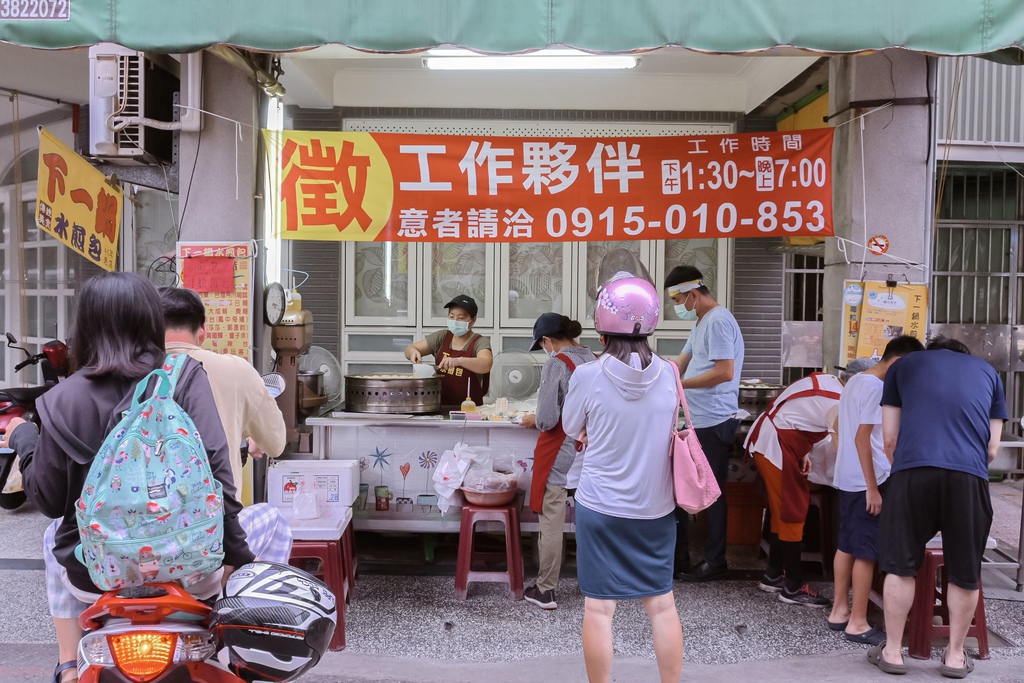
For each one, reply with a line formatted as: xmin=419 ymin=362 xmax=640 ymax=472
xmin=162 ymin=353 xmax=191 ymax=396
xmin=129 ymin=354 xmax=190 ymax=409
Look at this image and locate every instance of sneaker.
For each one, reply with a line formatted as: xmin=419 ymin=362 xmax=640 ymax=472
xmin=524 ymin=584 xmax=557 ymax=610
xmin=779 ymin=584 xmax=830 ymax=607
xmin=757 ymin=572 xmax=785 ymax=593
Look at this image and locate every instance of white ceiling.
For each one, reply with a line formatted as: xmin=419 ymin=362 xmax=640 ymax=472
xmin=0 ymin=44 xmax=820 ymax=128
xmin=280 ymin=46 xmax=820 ymax=114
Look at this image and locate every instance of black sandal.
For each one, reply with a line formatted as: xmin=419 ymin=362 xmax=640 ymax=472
xmin=53 ymin=661 xmax=77 ymax=683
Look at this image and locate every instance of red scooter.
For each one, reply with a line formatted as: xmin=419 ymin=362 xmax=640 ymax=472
xmin=0 ymin=332 xmax=69 ymax=509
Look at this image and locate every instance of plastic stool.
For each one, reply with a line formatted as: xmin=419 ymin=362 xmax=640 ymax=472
xmin=758 ymin=490 xmax=834 ymax=578
xmin=907 ymin=549 xmax=989 ymax=660
xmin=454 ymin=503 xmax=524 ymax=601
xmin=289 ymin=539 xmax=346 ymax=651
xmin=340 ymin=522 xmax=357 ymax=603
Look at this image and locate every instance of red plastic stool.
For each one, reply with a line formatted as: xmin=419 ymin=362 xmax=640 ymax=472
xmin=454 ymin=503 xmax=524 ymax=601
xmin=340 ymin=522 xmax=357 ymax=603
xmin=907 ymin=549 xmax=989 ymax=660
xmin=289 ymin=539 xmax=347 ymax=651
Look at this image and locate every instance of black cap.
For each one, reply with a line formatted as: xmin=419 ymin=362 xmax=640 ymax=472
xmin=530 ymin=312 xmax=563 ymax=351
xmin=444 ymin=294 xmax=478 ymax=318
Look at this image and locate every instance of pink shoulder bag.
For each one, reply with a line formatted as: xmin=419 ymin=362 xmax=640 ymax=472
xmin=668 ymin=362 xmax=722 ymax=514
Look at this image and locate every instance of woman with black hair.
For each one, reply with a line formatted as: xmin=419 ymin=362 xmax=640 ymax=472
xmin=1 ymin=273 xmax=291 ymax=683
xmin=520 ymin=312 xmax=596 ymax=610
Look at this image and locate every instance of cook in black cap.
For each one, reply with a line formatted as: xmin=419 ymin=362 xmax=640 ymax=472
xmin=404 ymin=294 xmax=493 ymax=408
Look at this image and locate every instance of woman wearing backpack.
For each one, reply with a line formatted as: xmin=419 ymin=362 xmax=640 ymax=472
xmin=1 ymin=272 xmax=292 ymax=683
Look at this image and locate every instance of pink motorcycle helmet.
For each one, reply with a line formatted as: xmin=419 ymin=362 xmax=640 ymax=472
xmin=595 ymin=273 xmax=661 ymax=336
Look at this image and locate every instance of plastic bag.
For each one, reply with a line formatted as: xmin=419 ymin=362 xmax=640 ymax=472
xmin=462 ymin=470 xmax=518 ymax=493
xmin=433 ymin=447 xmax=470 ymax=514
xmin=292 ymin=481 xmax=320 ymax=519
xmin=807 ymin=435 xmax=838 ymax=486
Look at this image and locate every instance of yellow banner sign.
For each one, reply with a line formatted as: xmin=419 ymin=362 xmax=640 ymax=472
xmin=840 ymin=280 xmax=928 ymax=365
xmin=35 ymin=127 xmax=122 ymax=272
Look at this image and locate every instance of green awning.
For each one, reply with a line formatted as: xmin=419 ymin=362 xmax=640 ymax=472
xmin=2 ymin=0 xmax=1023 ymax=55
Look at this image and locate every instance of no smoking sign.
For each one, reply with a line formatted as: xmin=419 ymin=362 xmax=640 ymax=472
xmin=868 ymin=235 xmax=889 ymax=255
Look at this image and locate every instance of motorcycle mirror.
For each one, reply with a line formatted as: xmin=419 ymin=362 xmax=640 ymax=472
xmin=5 ymin=333 xmax=15 ymax=346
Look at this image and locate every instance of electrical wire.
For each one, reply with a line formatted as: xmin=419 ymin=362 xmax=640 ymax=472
xmin=177 ymin=124 xmax=203 ymax=239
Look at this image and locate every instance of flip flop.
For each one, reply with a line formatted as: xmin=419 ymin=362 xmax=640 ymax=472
xmin=939 ymin=647 xmax=975 ymax=679
xmin=867 ymin=641 xmax=908 ymax=675
xmin=845 ymin=626 xmax=886 ymax=646
xmin=828 ymin=619 xmax=848 ymax=631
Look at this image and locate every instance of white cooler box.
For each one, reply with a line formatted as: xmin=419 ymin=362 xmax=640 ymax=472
xmin=267 ymin=460 xmax=359 ymax=541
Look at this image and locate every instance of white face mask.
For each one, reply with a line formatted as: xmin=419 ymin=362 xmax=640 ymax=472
xmin=675 ymin=292 xmax=698 ymax=321
xmin=447 ymin=319 xmax=470 ymax=336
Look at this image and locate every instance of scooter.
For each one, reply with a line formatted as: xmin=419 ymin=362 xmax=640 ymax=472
xmin=76 ymin=583 xmax=241 ymax=683
xmin=0 ymin=333 xmax=69 ymax=509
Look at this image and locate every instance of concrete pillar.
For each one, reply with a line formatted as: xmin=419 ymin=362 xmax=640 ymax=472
xmin=177 ymin=53 xmax=259 ymax=243
xmin=822 ymin=50 xmax=934 ymax=367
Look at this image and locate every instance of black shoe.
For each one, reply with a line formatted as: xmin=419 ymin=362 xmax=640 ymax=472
xmin=678 ymin=560 xmax=728 ymax=582
xmin=523 ymin=584 xmax=557 ymax=610
xmin=757 ymin=572 xmax=785 ymax=593
xmin=673 ymin=557 xmax=692 ymax=578
xmin=779 ymin=583 xmax=830 ymax=607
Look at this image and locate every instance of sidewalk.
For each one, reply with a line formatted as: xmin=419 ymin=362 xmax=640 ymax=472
xmin=1 ymin=482 xmax=1023 ymax=682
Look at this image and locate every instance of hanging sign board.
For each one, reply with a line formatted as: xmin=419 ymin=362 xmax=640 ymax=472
xmin=840 ymin=280 xmax=928 ymax=365
xmin=264 ymin=128 xmax=834 ymax=243
xmin=35 ymin=127 xmax=122 ymax=272
xmin=176 ymin=241 xmax=252 ymax=362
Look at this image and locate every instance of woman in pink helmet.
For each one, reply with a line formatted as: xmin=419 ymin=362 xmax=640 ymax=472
xmin=562 ymin=256 xmax=683 ymax=683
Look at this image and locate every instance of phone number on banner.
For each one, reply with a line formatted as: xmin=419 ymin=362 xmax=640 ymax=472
xmin=391 ymin=200 xmax=827 ymax=242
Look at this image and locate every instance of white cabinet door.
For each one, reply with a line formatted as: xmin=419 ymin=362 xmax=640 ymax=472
xmin=422 ymin=243 xmax=495 ymax=328
xmin=498 ymin=242 xmax=573 ymax=328
xmin=345 ymin=242 xmax=418 ymax=326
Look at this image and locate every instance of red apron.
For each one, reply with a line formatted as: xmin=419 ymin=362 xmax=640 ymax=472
xmin=436 ymin=331 xmax=489 ymax=408
xmin=747 ymin=373 xmax=840 ymax=523
xmin=529 ymin=353 xmax=579 ymax=514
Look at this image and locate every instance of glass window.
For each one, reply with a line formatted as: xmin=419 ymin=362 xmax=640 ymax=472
xmin=353 ymin=243 xmax=411 ymax=318
xmin=663 ymin=239 xmax=719 ymax=322
xmin=584 ymin=241 xmax=643 ymax=322
xmin=430 ymin=243 xmax=488 ymax=320
xmin=507 ymin=243 xmax=565 ymax=319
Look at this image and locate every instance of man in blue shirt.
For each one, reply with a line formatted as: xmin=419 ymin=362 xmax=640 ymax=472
xmin=870 ymin=337 xmax=1006 ymax=678
xmin=665 ymin=265 xmax=745 ymax=581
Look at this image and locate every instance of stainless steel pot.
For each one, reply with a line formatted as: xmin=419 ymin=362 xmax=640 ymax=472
xmin=738 ymin=384 xmax=784 ymax=417
xmin=344 ymin=375 xmax=443 ymax=414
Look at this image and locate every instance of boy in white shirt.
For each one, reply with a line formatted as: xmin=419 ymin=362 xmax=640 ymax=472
xmin=828 ymin=336 xmax=924 ymax=644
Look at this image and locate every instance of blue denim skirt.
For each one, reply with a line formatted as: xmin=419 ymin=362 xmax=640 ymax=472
xmin=574 ymin=502 xmax=676 ymax=600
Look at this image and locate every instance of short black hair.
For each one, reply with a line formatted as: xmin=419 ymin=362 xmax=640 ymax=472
xmin=882 ymin=335 xmax=925 ymax=361
xmin=664 ymin=265 xmax=709 ymax=295
xmin=70 ymin=272 xmax=165 ymax=379
xmin=159 ymin=287 xmax=206 ymax=333
xmin=926 ymin=335 xmax=972 ymax=355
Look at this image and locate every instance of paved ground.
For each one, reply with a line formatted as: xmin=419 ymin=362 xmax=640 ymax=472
xmin=1 ymin=480 xmax=1022 ymax=682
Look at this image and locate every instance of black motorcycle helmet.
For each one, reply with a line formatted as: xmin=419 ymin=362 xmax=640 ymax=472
xmin=210 ymin=562 xmax=337 ymax=682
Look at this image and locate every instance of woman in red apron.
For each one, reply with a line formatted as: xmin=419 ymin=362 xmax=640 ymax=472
xmin=403 ymin=294 xmax=493 ymax=409
xmin=744 ymin=372 xmax=843 ymax=607
xmin=519 ymin=312 xmax=596 ymax=610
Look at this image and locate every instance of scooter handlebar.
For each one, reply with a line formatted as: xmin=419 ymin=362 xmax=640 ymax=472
xmin=13 ymin=353 xmax=44 ymax=372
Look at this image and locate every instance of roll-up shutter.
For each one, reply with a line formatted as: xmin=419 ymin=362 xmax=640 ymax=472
xmin=732 ymin=238 xmax=784 ymax=384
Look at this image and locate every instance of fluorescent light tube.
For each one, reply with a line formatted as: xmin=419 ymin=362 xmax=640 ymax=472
xmin=423 ymin=48 xmax=638 ymax=71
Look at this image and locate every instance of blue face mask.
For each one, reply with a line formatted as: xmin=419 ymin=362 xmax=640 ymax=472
xmin=675 ymin=294 xmax=698 ymax=321
xmin=447 ymin=319 xmax=470 ymax=336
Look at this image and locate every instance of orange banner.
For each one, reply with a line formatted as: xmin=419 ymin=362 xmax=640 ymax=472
xmin=264 ymin=128 xmax=834 ymax=242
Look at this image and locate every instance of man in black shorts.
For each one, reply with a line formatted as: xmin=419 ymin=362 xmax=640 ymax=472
xmin=870 ymin=337 xmax=1006 ymax=678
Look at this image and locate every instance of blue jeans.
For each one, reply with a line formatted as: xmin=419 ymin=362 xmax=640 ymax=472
xmin=674 ymin=418 xmax=738 ymax=568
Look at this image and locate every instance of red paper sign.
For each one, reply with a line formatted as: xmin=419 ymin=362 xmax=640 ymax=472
xmin=182 ymin=256 xmax=235 ymax=293
xmin=266 ymin=128 xmax=834 ymax=242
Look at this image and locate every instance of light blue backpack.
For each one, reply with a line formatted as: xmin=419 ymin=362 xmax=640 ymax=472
xmin=75 ymin=354 xmax=225 ymax=591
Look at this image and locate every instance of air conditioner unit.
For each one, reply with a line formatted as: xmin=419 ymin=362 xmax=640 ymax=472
xmin=88 ymin=44 xmax=180 ymax=164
